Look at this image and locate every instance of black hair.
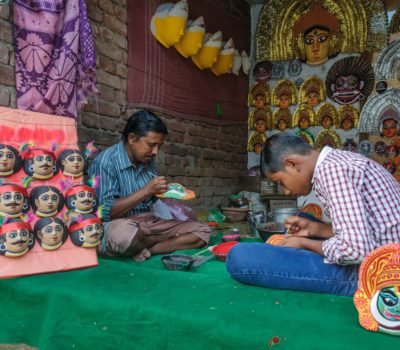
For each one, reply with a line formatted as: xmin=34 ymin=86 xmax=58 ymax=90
xmin=261 ymin=133 xmax=312 ymax=174
xmin=29 ymin=186 xmax=65 ymax=214
xmin=0 ymin=144 xmax=22 ymax=174
xmin=122 ymin=110 xmax=168 ymax=143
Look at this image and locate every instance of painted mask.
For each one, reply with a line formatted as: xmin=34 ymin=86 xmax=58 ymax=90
xmin=65 ymin=185 xmax=97 ymax=214
xmin=255 ymin=118 xmax=267 ymax=133
xmin=343 ymin=139 xmax=358 ymax=153
xmin=354 ymin=243 xmax=400 ymax=336
xmin=253 ymin=60 xmax=273 ymax=83
xmin=0 ymin=219 xmax=34 ymax=258
xmin=341 ymin=117 xmax=354 ymax=131
xmin=321 ymin=115 xmax=333 ymax=129
xmin=375 ymin=141 xmax=387 ymax=156
xmin=30 ymin=186 xmax=64 ymax=217
xmin=0 ymin=184 xmax=29 ymax=218
xmin=331 ymin=74 xmax=364 ymax=104
xmin=279 ymin=95 xmax=290 ymax=109
xmin=299 ymin=116 xmax=310 ymax=130
xmin=156 ymin=183 xmax=196 ymax=200
xmin=277 ymin=119 xmax=288 ymax=132
xmin=254 ymin=94 xmax=266 ymax=109
xmin=359 ymin=140 xmax=372 ymax=157
xmin=0 ymin=144 xmax=22 ymax=177
xmin=69 ymin=214 xmax=103 ymax=248
xmin=58 ymin=149 xmax=88 ymax=178
xmin=382 ymin=118 xmax=398 ymax=139
xmin=34 ymin=217 xmax=68 ymax=251
xmin=307 ymin=91 xmax=319 ymax=107
xmin=23 ymin=149 xmax=58 ymax=180
xmin=304 ymin=28 xmax=330 ymax=65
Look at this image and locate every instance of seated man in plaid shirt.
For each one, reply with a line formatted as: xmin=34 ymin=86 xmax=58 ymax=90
xmin=226 ymin=133 xmax=400 ymax=296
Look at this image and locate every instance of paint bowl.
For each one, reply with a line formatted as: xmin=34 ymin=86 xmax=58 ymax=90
xmin=211 ymin=241 xmax=239 ymax=261
xmin=161 ymin=254 xmax=195 ymax=271
xmin=222 ymin=234 xmax=241 ymax=242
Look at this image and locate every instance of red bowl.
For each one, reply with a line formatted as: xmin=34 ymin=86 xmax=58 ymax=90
xmin=212 ymin=241 xmax=239 ymax=261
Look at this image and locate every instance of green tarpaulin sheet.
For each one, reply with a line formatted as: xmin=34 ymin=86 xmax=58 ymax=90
xmin=0 ymin=239 xmax=398 ymax=349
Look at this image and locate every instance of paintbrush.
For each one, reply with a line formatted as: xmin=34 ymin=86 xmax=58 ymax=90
xmin=284 ymin=199 xmax=307 ymax=236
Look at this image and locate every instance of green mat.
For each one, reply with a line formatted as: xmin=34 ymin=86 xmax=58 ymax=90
xmin=0 ymin=237 xmax=397 ymax=349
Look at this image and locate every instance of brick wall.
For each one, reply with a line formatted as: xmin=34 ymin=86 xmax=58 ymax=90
xmin=0 ymin=0 xmax=248 ymax=212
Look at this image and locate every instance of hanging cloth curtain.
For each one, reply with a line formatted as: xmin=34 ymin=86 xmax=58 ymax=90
xmin=13 ymin=0 xmax=97 ymax=119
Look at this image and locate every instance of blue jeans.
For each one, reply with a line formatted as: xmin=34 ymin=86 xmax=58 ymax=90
xmin=226 ymin=243 xmax=359 ymax=296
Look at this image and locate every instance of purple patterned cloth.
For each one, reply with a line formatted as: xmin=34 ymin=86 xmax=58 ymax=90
xmin=13 ymin=0 xmax=97 ymax=119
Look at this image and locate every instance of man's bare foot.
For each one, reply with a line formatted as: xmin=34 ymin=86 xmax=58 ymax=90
xmin=132 ymin=248 xmax=151 ymax=262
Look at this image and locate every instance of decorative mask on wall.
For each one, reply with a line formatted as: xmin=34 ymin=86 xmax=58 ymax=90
xmin=338 ymin=105 xmax=359 ymax=131
xmin=273 ymin=108 xmax=292 ymax=132
xmin=359 ymin=140 xmax=373 ymax=157
xmin=293 ymin=3 xmax=341 ymax=65
xmin=314 ymin=129 xmax=341 ymax=150
xmin=175 ymin=16 xmax=205 ymax=58
xmin=150 ymin=0 xmax=188 ymax=48
xmin=342 ymin=138 xmax=358 ymax=153
xmin=299 ymin=76 xmax=326 ymax=107
xmin=247 ymin=132 xmax=266 ymax=154
xmin=29 ymin=186 xmax=64 ymax=218
xmin=271 ymin=79 xmax=297 ymax=110
xmin=34 ymin=217 xmax=68 ymax=251
xmin=294 ymin=104 xmax=315 ymax=130
xmin=325 ymin=57 xmax=375 ymax=105
xmin=0 ymin=218 xmax=34 ymax=258
xmin=379 ymin=108 xmax=400 ymax=139
xmin=316 ymin=103 xmax=338 ymax=129
xmin=253 ymin=60 xmax=273 ymax=83
xmin=0 ymin=183 xmax=29 ymax=218
xmin=65 ymin=184 xmax=97 ymax=214
xmin=156 ymin=183 xmax=196 ymax=200
xmin=248 ymin=108 xmax=272 ymax=133
xmin=248 ymin=82 xmax=270 ymax=108
xmin=58 ymin=149 xmax=88 ymax=178
xmin=22 ymin=148 xmax=58 ymax=180
xmin=354 ymin=243 xmax=400 ymax=336
xmin=288 ymin=59 xmax=302 ymax=77
xmin=191 ymin=31 xmax=222 ymax=70
xmin=0 ymin=144 xmax=22 ymax=177
xmin=255 ymin=0 xmax=387 ymax=62
xmin=294 ymin=104 xmax=315 ymax=145
xmin=358 ymin=89 xmax=400 ymax=135
xmin=211 ymin=38 xmax=235 ymax=76
xmin=68 ymin=213 xmax=103 ymax=248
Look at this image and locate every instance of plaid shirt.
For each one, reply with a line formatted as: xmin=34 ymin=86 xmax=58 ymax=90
xmin=88 ymin=141 xmax=157 ymax=221
xmin=312 ymin=147 xmax=400 ymax=265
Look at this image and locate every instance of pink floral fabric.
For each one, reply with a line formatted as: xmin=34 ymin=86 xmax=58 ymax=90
xmin=13 ymin=0 xmax=97 ymax=119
